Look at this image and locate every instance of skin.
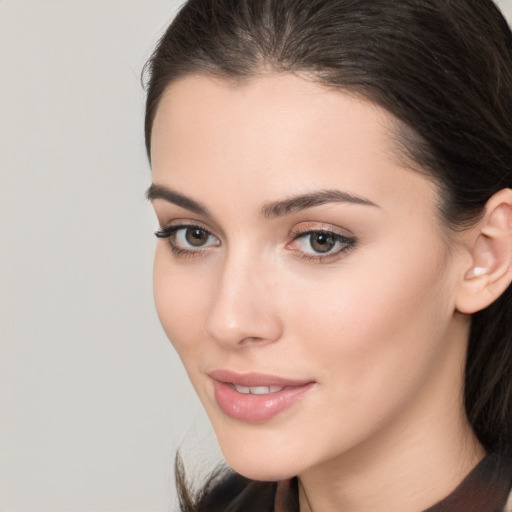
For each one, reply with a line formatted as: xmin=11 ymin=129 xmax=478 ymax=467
xmin=149 ymin=74 xmax=485 ymax=512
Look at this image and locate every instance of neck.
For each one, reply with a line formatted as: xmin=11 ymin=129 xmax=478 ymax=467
xmin=298 ymin=424 xmax=484 ymax=512
xmin=297 ymin=316 xmax=485 ymax=512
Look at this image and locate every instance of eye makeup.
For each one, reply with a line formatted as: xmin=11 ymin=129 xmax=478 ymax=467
xmin=287 ymin=227 xmax=357 ymax=263
xmin=154 ymin=220 xmax=357 ymax=263
xmin=154 ymin=223 xmax=220 ymax=257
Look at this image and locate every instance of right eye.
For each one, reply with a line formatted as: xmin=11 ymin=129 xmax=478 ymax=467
xmin=155 ymin=224 xmax=220 ymax=255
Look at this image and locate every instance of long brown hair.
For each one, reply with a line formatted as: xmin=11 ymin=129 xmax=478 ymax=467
xmin=143 ymin=1 xmax=512 ymax=509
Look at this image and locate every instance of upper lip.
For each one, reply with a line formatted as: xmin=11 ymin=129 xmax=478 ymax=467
xmin=209 ymin=369 xmax=314 ymax=387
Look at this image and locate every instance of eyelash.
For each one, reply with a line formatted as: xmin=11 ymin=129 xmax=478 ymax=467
xmin=154 ymin=224 xmax=356 ymax=262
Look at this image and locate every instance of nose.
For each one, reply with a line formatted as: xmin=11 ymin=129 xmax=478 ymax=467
xmin=204 ymin=251 xmax=283 ymax=348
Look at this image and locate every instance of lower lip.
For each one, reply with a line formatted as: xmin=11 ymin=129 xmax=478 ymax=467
xmin=212 ymin=380 xmax=315 ymax=423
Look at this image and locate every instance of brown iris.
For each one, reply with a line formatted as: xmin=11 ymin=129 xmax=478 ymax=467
xmin=310 ymin=232 xmax=336 ymax=253
xmin=185 ymin=228 xmax=209 ymax=246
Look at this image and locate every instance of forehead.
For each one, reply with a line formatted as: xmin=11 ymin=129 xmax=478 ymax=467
xmin=151 ymin=73 xmax=396 ymax=166
xmin=150 ymin=73 xmax=438 ymax=222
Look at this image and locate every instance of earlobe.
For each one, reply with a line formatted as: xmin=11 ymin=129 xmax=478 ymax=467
xmin=455 ymin=188 xmax=512 ymax=315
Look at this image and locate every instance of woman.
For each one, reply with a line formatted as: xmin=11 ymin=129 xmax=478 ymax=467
xmin=144 ymin=0 xmax=512 ymax=510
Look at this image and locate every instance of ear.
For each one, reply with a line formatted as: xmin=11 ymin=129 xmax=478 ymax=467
xmin=455 ymin=188 xmax=512 ymax=314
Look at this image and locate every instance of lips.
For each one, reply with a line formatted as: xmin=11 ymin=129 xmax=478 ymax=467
xmin=209 ymin=369 xmax=315 ymax=423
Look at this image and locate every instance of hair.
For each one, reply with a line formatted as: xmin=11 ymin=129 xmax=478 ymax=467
xmin=143 ymin=0 xmax=512 ymax=510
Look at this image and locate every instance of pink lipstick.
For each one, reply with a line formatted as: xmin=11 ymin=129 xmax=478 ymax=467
xmin=210 ymin=369 xmax=315 ymax=423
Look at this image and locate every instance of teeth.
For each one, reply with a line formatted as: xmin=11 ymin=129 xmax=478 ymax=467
xmin=233 ymin=385 xmax=284 ymax=394
xmin=250 ymin=386 xmax=272 ymax=395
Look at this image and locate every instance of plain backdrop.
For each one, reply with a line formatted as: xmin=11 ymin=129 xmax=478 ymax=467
xmin=1 ymin=1 xmax=512 ymax=511
xmin=0 ymin=2 xmax=220 ymax=511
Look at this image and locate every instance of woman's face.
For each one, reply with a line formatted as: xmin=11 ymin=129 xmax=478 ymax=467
xmin=149 ymin=74 xmax=469 ymax=480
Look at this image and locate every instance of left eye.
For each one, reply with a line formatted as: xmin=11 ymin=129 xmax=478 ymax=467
xmin=289 ymin=230 xmax=355 ymax=257
xmin=155 ymin=225 xmax=220 ymax=252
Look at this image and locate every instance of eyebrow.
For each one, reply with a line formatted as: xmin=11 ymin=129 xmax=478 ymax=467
xmin=261 ymin=189 xmax=379 ymax=218
xmin=145 ymin=183 xmax=211 ymax=217
xmin=146 ymin=183 xmax=378 ymax=219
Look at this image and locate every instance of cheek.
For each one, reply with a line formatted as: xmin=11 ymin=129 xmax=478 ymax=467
xmin=153 ymin=249 xmax=210 ymax=361
xmin=283 ymin=237 xmax=454 ymax=399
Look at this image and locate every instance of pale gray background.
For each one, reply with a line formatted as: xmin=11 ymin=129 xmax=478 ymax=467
xmin=0 ymin=2 xmax=219 ymax=511
xmin=1 ymin=1 xmax=511 ymax=511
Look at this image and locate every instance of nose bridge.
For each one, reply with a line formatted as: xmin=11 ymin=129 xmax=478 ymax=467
xmin=205 ymin=245 xmax=281 ymax=347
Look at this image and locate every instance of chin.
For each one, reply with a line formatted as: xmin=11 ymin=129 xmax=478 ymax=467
xmin=212 ymin=427 xmax=306 ymax=481
xmin=201 ymin=391 xmax=325 ymax=481
xmin=225 ymin=455 xmax=298 ymax=482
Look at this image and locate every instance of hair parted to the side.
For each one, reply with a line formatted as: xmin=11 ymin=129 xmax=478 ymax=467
xmin=143 ymin=0 xmax=512 ymax=509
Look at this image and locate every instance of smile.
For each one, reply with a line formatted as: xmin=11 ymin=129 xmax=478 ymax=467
xmin=209 ymin=370 xmax=315 ymax=423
